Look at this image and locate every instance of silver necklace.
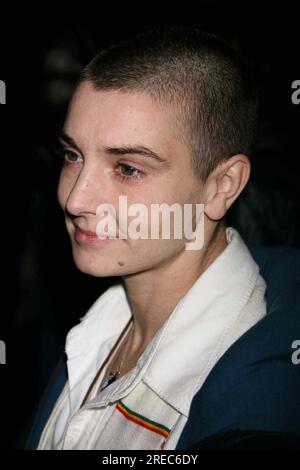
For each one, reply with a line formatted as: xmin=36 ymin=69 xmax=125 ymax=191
xmin=99 ymin=321 xmax=135 ymax=391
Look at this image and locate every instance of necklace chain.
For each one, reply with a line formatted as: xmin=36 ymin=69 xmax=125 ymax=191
xmin=99 ymin=321 xmax=135 ymax=391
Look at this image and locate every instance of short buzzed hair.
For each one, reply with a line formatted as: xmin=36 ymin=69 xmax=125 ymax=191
xmin=79 ymin=26 xmax=258 ymax=181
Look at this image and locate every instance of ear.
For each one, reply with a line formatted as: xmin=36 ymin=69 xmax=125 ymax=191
xmin=204 ymin=154 xmax=250 ymax=221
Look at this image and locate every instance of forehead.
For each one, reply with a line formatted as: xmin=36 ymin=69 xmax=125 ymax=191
xmin=64 ymin=81 xmax=180 ymax=152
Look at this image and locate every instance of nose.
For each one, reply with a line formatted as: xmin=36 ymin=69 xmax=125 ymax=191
xmin=64 ymin=164 xmax=109 ymax=217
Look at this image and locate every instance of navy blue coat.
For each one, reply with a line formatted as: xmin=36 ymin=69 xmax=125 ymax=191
xmin=26 ymin=245 xmax=300 ymax=450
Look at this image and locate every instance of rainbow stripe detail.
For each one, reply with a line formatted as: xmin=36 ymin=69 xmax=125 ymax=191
xmin=116 ymin=400 xmax=171 ymax=439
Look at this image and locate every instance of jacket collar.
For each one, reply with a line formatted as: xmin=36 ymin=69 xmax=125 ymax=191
xmin=65 ymin=227 xmax=261 ymax=417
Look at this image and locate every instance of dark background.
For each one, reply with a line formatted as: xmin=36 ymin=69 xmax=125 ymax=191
xmin=0 ymin=3 xmax=299 ymax=450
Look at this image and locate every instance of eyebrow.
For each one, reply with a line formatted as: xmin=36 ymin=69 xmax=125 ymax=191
xmin=59 ymin=131 xmax=167 ymax=164
xmin=59 ymin=131 xmax=82 ymax=153
xmin=102 ymin=145 xmax=167 ymax=163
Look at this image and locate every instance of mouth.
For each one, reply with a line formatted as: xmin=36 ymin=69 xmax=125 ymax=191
xmin=74 ymin=226 xmax=118 ymax=246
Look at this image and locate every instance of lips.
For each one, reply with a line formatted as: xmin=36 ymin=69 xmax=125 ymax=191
xmin=74 ymin=225 xmax=115 ymax=238
xmin=73 ymin=225 xmax=118 ymax=246
xmin=76 ymin=227 xmax=100 ymax=237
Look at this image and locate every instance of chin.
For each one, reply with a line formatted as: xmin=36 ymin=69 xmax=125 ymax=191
xmin=70 ymin=246 xmax=129 ymax=277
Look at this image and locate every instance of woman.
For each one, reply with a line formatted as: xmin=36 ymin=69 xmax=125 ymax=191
xmin=36 ymin=26 xmax=269 ymax=450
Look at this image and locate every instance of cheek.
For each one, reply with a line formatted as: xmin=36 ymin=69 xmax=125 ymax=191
xmin=57 ymin=172 xmax=70 ymax=210
xmin=127 ymin=238 xmax=185 ymax=265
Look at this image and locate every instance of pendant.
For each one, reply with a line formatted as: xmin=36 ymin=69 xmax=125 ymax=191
xmin=100 ymin=372 xmax=117 ymax=391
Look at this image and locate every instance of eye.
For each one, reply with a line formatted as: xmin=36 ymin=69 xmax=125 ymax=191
xmin=63 ymin=150 xmax=83 ymax=164
xmin=55 ymin=147 xmax=83 ymax=166
xmin=116 ymin=163 xmax=143 ymax=181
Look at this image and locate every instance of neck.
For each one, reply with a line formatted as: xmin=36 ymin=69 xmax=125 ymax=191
xmin=122 ymin=221 xmax=228 ymax=354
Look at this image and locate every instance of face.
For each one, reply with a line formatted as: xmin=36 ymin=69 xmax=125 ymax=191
xmin=57 ymin=81 xmax=205 ymax=277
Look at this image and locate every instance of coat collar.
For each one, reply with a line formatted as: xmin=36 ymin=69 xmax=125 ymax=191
xmin=65 ymin=227 xmax=263 ymax=417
